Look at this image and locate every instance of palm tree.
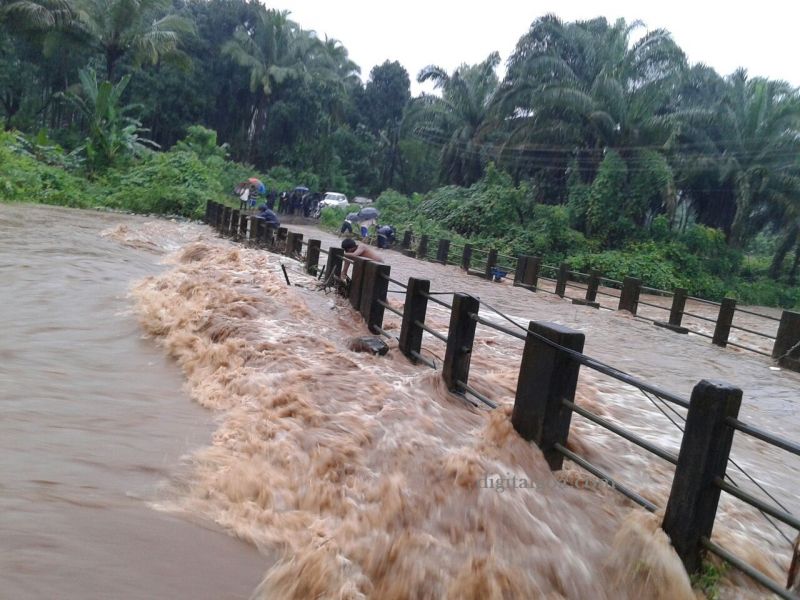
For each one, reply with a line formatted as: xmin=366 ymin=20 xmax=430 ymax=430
xmin=314 ymin=35 xmax=361 ymax=124
xmin=410 ymin=51 xmax=501 ymax=186
xmin=223 ymin=8 xmax=334 ymax=160
xmin=667 ymin=70 xmax=800 ymax=253
xmin=496 ymin=16 xmax=686 ymax=211
xmin=0 ymin=0 xmax=73 ymax=29
xmin=318 ymin=35 xmax=360 ymax=86
xmin=71 ymin=0 xmax=192 ymax=80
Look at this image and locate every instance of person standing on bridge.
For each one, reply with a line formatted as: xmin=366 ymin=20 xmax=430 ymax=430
xmin=341 ymin=238 xmax=382 ymax=278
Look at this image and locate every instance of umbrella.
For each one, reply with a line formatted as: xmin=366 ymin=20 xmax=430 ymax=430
xmin=357 ymin=207 xmax=380 ymax=221
xmin=248 ymin=178 xmax=266 ymax=194
xmin=346 ymin=212 xmax=359 ymax=222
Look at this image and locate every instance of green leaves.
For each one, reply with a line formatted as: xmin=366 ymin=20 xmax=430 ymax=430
xmin=409 ymin=53 xmax=500 ymax=186
xmin=68 ymin=67 xmax=157 ymax=171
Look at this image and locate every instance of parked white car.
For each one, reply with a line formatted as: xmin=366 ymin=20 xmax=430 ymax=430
xmin=353 ymin=196 xmax=373 ymax=205
xmin=319 ymin=192 xmax=349 ymax=209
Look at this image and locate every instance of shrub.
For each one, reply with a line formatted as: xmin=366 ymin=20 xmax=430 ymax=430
xmin=99 ymin=150 xmax=225 ymax=217
xmin=0 ymin=131 xmax=97 ymax=208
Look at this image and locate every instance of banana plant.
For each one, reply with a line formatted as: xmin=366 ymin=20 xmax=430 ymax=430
xmin=68 ymin=67 xmax=158 ymax=171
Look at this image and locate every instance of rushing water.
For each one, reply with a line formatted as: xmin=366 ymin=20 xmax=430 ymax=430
xmin=2 ymin=204 xmax=797 ymax=599
xmin=0 ymin=204 xmax=265 ymax=599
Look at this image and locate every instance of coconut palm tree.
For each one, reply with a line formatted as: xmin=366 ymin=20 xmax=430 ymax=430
xmin=223 ymin=8 xmax=341 ymax=161
xmin=0 ymin=0 xmax=73 ymax=29
xmin=70 ymin=0 xmax=192 ymax=81
xmin=409 ymin=51 xmax=501 ymax=186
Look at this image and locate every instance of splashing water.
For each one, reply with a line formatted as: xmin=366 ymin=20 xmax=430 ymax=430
xmin=131 ymin=234 xmax=718 ymax=599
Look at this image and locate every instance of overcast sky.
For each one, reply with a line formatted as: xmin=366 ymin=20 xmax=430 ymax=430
xmin=271 ymin=0 xmax=800 ymax=94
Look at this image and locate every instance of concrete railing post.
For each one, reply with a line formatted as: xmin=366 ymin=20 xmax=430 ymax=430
xmin=484 ymin=249 xmax=498 ymax=279
xmin=514 ymin=256 xmax=528 ymax=287
xmin=348 ymin=256 xmax=368 ymax=310
xmin=238 ymin=213 xmax=248 ymax=240
xmin=230 ymin=210 xmax=240 ymax=239
xmin=670 ymin=288 xmax=688 ymax=326
xmin=398 ymin=278 xmax=430 ymax=362
xmin=586 ymin=269 xmax=600 ymax=302
xmin=210 ymin=202 xmax=221 ymax=229
xmin=555 ymin=262 xmax=569 ymax=297
xmin=263 ymin=224 xmax=276 ymax=248
xmin=360 ymin=262 xmax=390 ymax=334
xmin=662 ymin=380 xmax=742 ymax=573
xmin=511 ymin=321 xmax=585 ymax=470
xmin=276 ymin=227 xmax=288 ymax=252
xmin=772 ymin=310 xmax=800 ymax=370
xmin=436 ymin=239 xmax=450 ymax=265
xmin=442 ymin=293 xmax=480 ymax=393
xmin=712 ymin=298 xmax=737 ymax=347
xmin=618 ymin=276 xmax=642 ymax=314
xmin=247 ymin=216 xmax=259 ymax=244
xmin=524 ymin=257 xmax=541 ymax=291
xmin=221 ymin=206 xmax=232 ymax=236
xmin=285 ymin=232 xmax=303 ymax=257
xmin=324 ymin=247 xmax=344 ymax=283
xmin=461 ymin=244 xmax=473 ymax=271
xmin=206 ymin=201 xmax=214 ymax=226
xmin=305 ymin=239 xmax=321 ymax=275
xmin=416 ymin=235 xmax=429 ymax=260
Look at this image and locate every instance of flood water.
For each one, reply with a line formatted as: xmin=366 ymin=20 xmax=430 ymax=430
xmin=0 ymin=204 xmax=265 ymax=599
xmin=2 ymin=204 xmax=797 ymax=599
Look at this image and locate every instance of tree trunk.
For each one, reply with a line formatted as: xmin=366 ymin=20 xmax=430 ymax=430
xmin=769 ymin=227 xmax=798 ymax=280
xmin=728 ymin=177 xmax=751 ymax=248
xmin=1 ymin=92 xmax=21 ymax=131
xmin=790 ymin=244 xmax=800 ymax=285
xmin=106 ymin=47 xmax=123 ymax=82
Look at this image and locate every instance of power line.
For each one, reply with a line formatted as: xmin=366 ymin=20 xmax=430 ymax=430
xmin=411 ymin=128 xmax=800 ymax=165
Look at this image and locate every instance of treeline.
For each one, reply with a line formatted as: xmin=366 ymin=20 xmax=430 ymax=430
xmin=2 ymin=2 xmax=800 ymax=284
xmin=0 ymin=0 xmax=432 ymax=196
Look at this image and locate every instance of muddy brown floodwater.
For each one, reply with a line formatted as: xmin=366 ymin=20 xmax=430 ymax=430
xmin=3 ymin=204 xmax=797 ymax=599
xmin=0 ymin=204 xmax=266 ymax=599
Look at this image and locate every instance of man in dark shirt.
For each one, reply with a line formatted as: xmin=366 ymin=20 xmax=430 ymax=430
xmin=256 ymin=204 xmax=280 ymax=227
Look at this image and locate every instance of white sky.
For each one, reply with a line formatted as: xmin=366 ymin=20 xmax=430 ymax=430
xmin=271 ymin=0 xmax=800 ymax=95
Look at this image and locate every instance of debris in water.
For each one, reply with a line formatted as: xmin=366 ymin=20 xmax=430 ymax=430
xmin=281 ymin=263 xmax=291 ymax=286
xmin=347 ymin=336 xmax=389 ymax=356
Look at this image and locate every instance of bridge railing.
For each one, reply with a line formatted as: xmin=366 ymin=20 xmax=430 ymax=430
xmin=206 ymin=200 xmax=800 ymax=597
xmin=390 ymin=226 xmax=799 ymax=370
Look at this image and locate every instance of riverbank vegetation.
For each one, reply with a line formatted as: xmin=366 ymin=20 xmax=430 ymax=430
xmin=1 ymin=1 xmax=799 ymax=306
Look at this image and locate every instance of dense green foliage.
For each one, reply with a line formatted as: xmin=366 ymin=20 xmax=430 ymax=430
xmin=366 ymin=170 xmax=800 ymax=307
xmin=2 ymin=2 xmax=800 ymax=304
xmin=0 ymin=127 xmax=253 ymax=218
xmin=0 ymin=131 xmax=94 ymax=207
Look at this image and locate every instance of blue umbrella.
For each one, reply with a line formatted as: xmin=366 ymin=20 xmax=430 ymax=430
xmin=357 ymin=207 xmax=380 ymax=221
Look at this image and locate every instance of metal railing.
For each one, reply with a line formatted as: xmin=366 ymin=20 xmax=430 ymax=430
xmin=204 ymin=200 xmax=800 ymax=597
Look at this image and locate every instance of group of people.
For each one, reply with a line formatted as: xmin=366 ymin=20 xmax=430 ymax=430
xmin=274 ymin=190 xmax=321 ymax=217
xmin=234 ymin=178 xmax=395 ymax=282
xmin=340 ymin=216 xmax=396 ymax=249
xmin=235 ymin=182 xmax=321 ymax=219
